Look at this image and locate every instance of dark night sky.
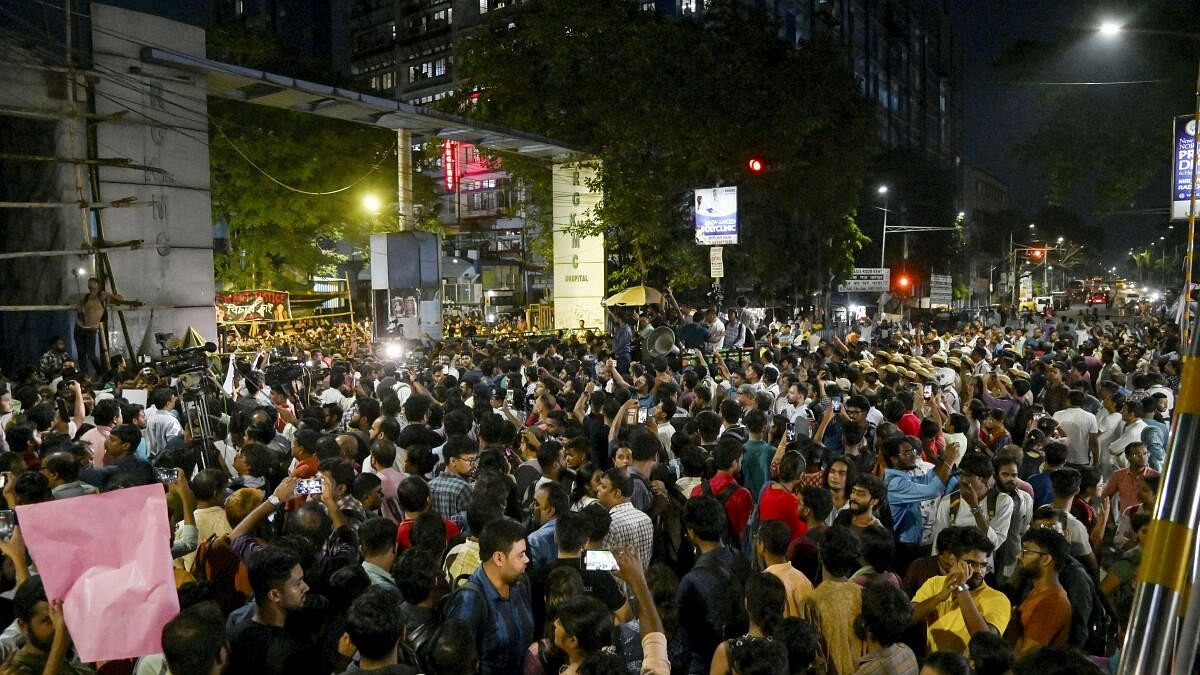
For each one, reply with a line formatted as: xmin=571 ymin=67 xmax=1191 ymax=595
xmin=953 ymin=0 xmax=1086 ymax=215
xmin=952 ymin=0 xmax=1190 ymax=270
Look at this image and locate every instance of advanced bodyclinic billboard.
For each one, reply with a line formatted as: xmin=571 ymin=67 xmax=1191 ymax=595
xmin=694 ymin=186 xmax=739 ymax=245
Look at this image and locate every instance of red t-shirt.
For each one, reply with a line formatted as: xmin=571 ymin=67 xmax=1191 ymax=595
xmin=758 ymin=483 xmax=808 ymax=542
xmin=691 ymin=472 xmax=754 ymax=539
xmin=898 ymin=411 xmax=921 ymax=438
xmin=396 ymin=515 xmax=461 ymax=550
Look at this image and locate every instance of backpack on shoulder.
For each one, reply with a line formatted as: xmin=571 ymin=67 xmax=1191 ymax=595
xmin=700 ymin=478 xmax=741 ymax=551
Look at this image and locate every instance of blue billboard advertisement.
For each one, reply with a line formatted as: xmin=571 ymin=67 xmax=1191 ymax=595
xmin=1173 ymin=114 xmax=1197 ymax=221
xmin=694 ymin=186 xmax=739 ymax=245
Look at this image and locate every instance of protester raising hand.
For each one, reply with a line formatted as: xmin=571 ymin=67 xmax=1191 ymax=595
xmin=612 ymin=547 xmax=670 ymax=675
xmin=0 ymin=526 xmax=29 ymax=588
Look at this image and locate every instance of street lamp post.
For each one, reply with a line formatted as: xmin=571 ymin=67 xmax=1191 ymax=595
xmin=877 ymin=185 xmax=889 ymax=268
xmin=1099 ymin=22 xmax=1200 ymax=344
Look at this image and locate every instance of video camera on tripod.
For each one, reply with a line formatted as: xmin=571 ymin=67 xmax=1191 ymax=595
xmin=263 ymin=359 xmax=309 ymax=392
xmin=152 ymin=332 xmax=218 ymax=382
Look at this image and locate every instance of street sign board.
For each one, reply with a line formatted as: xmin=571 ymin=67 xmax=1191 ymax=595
xmin=694 ymin=186 xmax=739 ymax=245
xmin=930 ymin=273 xmax=953 ymax=305
xmin=1173 ymin=114 xmax=1197 ymax=221
xmin=710 ymin=246 xmax=724 ymax=278
xmin=837 ymin=267 xmax=890 ymax=293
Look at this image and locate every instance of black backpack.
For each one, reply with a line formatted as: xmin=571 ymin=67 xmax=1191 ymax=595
xmin=692 ymin=549 xmax=750 ymax=643
xmin=631 ymin=471 xmax=694 ymax=576
xmin=700 ymin=478 xmax=741 ymax=551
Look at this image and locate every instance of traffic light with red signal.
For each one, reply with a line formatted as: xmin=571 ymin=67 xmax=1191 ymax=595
xmin=747 ymin=157 xmax=765 ymax=174
xmin=1028 ymin=247 xmax=1045 ymax=262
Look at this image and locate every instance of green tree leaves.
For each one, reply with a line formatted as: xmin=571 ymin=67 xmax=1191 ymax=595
xmin=444 ymin=0 xmax=878 ymax=299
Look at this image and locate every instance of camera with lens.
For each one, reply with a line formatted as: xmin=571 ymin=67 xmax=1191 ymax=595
xmin=264 ymin=359 xmax=306 ymax=390
xmin=156 ymin=345 xmax=212 ymax=377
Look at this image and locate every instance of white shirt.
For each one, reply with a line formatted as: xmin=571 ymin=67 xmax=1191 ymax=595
xmin=1147 ymin=384 xmax=1174 ymax=416
xmin=1096 ymin=411 xmax=1124 ymax=476
xmin=319 ymin=387 xmax=346 ymax=407
xmin=706 ymin=319 xmax=726 ymax=347
xmin=1061 ymin=510 xmax=1093 ymax=557
xmin=656 ymin=422 xmax=676 ymax=456
xmin=1051 ymin=407 xmax=1099 ymax=465
xmin=931 ymin=490 xmax=1014 ymax=564
xmin=146 ymin=408 xmax=182 ymax=457
xmin=1106 ymin=419 xmax=1147 ymax=471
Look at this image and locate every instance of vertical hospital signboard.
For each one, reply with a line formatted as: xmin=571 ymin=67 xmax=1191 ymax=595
xmin=552 ymin=162 xmax=605 ymax=330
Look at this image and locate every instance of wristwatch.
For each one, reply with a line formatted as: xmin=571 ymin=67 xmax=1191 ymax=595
xmin=956 ymin=584 xmax=969 ymax=593
xmin=267 ymin=494 xmax=283 ymax=508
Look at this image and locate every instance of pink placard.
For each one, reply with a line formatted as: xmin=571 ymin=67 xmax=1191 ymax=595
xmin=17 ymin=484 xmax=180 ymax=662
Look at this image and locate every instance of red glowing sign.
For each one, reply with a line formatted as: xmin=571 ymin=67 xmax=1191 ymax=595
xmin=443 ymin=140 xmax=459 ymax=191
xmin=443 ymin=140 xmax=494 ymax=192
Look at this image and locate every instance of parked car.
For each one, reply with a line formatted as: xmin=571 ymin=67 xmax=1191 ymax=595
xmin=1019 ymin=296 xmax=1054 ymax=313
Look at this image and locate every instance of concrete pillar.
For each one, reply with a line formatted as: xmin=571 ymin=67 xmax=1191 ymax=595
xmin=397 ymin=128 xmax=412 ymax=231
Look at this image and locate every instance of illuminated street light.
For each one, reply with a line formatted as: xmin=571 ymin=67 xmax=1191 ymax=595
xmin=362 ymin=194 xmax=383 ymax=214
xmin=877 ymin=185 xmax=888 ymax=195
xmin=1099 ymin=20 xmax=1122 ymax=37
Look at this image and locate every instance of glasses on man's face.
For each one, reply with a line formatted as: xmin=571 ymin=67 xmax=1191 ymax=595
xmin=1020 ymin=547 xmax=1046 ymax=557
xmin=961 ymin=559 xmax=989 ymax=570
xmin=456 ymin=455 xmax=478 ymax=466
xmin=899 ymin=446 xmax=920 ymax=457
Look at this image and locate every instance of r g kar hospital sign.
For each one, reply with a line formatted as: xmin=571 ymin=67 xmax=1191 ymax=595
xmin=552 ymin=162 xmax=604 ymax=329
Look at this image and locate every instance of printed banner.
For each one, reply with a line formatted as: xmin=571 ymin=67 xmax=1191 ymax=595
xmin=215 ymin=289 xmax=292 ymax=323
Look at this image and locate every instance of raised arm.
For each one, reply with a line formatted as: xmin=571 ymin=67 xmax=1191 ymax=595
xmin=230 ymin=477 xmax=298 ymax=541
xmin=70 ymin=381 xmax=85 ymax=429
xmin=607 ymin=359 xmax=631 ymax=391
xmin=572 ymin=381 xmax=594 ymax=424
xmin=610 ymin=399 xmax=639 ymax=444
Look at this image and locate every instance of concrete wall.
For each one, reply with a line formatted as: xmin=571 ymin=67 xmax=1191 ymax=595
xmin=91 ymin=2 xmax=217 ymax=354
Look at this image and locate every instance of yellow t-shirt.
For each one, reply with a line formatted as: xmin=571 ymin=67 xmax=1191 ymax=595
xmin=913 ymin=575 xmax=1012 ymax=653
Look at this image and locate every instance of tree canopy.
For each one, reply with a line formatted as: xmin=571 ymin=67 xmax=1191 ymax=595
xmin=206 ymin=22 xmax=420 ymax=291
xmin=444 ymin=0 xmax=878 ymax=298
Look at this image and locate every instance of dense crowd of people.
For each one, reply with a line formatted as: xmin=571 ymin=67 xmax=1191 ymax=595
xmin=0 ymin=298 xmax=1186 ymax=675
xmin=219 ymin=320 xmax=373 ymax=357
